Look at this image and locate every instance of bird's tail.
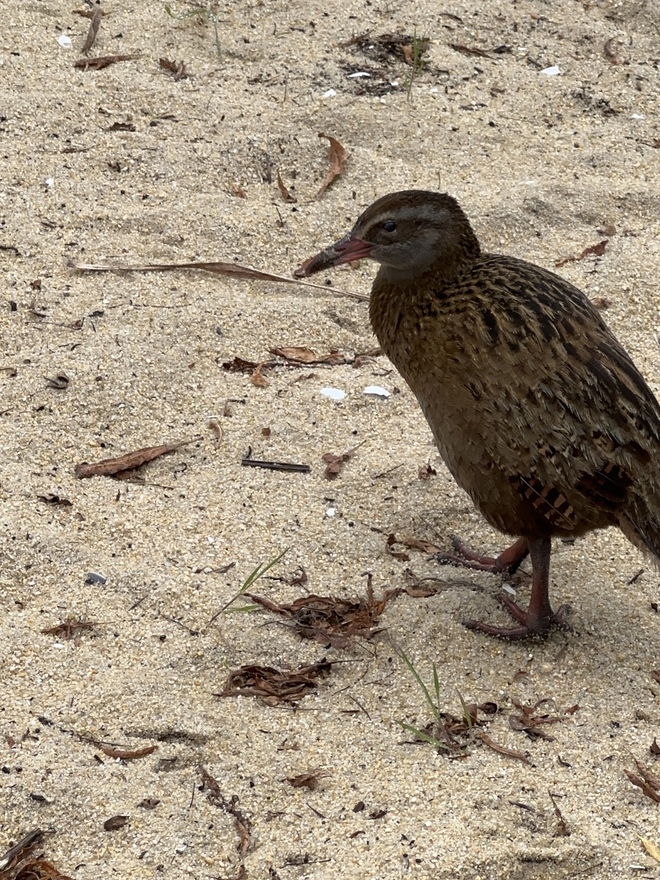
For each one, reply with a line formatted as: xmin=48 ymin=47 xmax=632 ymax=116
xmin=619 ymin=498 xmax=660 ymax=566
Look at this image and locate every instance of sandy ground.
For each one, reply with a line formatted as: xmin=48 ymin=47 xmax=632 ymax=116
xmin=1 ymin=0 xmax=660 ymax=878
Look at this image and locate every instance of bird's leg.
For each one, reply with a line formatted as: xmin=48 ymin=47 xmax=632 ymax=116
xmin=436 ymin=535 xmax=529 ymax=574
xmin=463 ymin=535 xmax=571 ymax=639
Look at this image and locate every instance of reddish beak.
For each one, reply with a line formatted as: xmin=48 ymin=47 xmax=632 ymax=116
xmin=294 ymin=234 xmax=374 ymax=278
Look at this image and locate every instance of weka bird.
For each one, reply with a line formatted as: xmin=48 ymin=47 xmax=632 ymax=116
xmin=295 ymin=190 xmax=660 ymax=639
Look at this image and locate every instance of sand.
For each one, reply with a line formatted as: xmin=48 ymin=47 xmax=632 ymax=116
xmin=1 ymin=1 xmax=659 ymax=877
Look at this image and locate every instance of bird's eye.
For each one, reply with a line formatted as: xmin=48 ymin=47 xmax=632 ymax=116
xmin=382 ymin=220 xmax=397 ymax=232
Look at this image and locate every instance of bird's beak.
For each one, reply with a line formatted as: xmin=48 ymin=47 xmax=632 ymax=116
xmin=294 ymin=234 xmax=374 ymax=278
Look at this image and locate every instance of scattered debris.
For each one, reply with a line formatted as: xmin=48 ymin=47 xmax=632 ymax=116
xmin=277 ymin=172 xmax=297 ymax=203
xmin=100 ymin=745 xmax=156 ymax=761
xmin=555 ymin=239 xmax=608 ymax=267
xmin=138 ymin=798 xmax=160 ymax=810
xmin=75 ymin=437 xmax=198 ymax=479
xmin=199 ymin=767 xmax=252 ymax=857
xmin=449 ymin=43 xmax=490 ymax=58
xmin=103 ymin=815 xmax=129 ymax=832
xmin=479 ymin=731 xmax=532 ymax=765
xmin=74 ymin=54 xmax=141 ymax=71
xmin=286 ymin=769 xmax=331 ymax=790
xmin=80 ymin=6 xmax=104 ymax=55
xmin=216 ymin=661 xmax=333 ymax=704
xmin=41 ymin=617 xmax=97 ymax=641
xmin=44 ymin=372 xmax=70 ymax=390
xmin=322 ymin=441 xmax=364 ymax=479
xmin=0 ymin=828 xmax=73 ymax=880
xmin=241 ymin=448 xmax=310 ymax=474
xmin=625 ymin=759 xmax=660 ymax=803
xmin=316 ymin=133 xmax=347 ymax=197
xmin=387 ymin=533 xmax=441 ymax=559
xmin=248 ymin=582 xmax=401 ymax=648
xmin=509 ymin=699 xmax=573 ymax=741
xmin=549 ymin=791 xmax=570 ymax=837
xmin=159 ymin=57 xmax=188 ymax=79
xmin=37 ymin=493 xmax=72 ymax=507
xmin=418 ymin=463 xmax=437 ymax=480
xmin=269 ymin=347 xmax=347 ymax=365
xmin=251 ymin=363 xmax=269 ymax=387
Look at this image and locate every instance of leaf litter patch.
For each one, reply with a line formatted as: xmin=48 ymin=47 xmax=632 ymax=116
xmin=248 ymin=579 xmax=402 ymax=649
xmin=215 ymin=660 xmax=333 ymax=705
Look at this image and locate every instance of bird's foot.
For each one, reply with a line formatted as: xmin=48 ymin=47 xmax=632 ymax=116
xmin=463 ymin=597 xmax=572 ymax=640
xmin=435 ymin=535 xmax=528 ymax=574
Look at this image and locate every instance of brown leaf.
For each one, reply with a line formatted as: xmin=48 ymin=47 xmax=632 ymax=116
xmin=625 ymin=769 xmax=660 ymax=803
xmin=160 ymin=57 xmax=187 ymax=79
xmin=229 ymin=183 xmax=247 ymax=198
xmin=316 ymin=133 xmax=348 ymax=197
xmin=100 ymin=745 xmax=156 ymax=760
xmin=74 ymin=54 xmax=140 ymax=71
xmin=216 ymin=661 xmax=333 ymax=704
xmin=75 ymin=438 xmax=198 ymax=479
xmin=271 ymin=346 xmax=317 ymax=363
xmin=270 ymin=346 xmax=347 ymax=365
xmin=0 ymin=830 xmax=70 ymax=880
xmin=81 ymin=7 xmax=104 ymax=54
xmin=103 ymin=815 xmax=129 ymax=831
xmin=418 ymin=463 xmax=437 ymax=480
xmin=555 ymin=239 xmax=608 ymax=267
xmin=72 ymin=258 xmax=370 ymax=301
xmin=479 ymin=732 xmax=532 ymax=765
xmin=277 ymin=171 xmax=297 ymax=203
xmin=41 ymin=617 xmax=96 ymax=640
xmin=15 ymin=858 xmax=73 ymax=880
xmin=286 ymin=769 xmax=330 ymax=790
xmin=251 ymin=363 xmax=269 ymax=387
xmin=322 ymin=442 xmax=363 ymax=479
xmin=448 ymin=42 xmax=490 ymax=57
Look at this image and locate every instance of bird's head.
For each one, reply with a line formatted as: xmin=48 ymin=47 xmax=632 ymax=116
xmin=295 ymin=190 xmax=480 ymax=283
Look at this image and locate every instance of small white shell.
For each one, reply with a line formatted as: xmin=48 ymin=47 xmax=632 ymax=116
xmin=321 ymin=387 xmax=346 ymax=401
xmin=364 ymin=385 xmax=390 ymax=398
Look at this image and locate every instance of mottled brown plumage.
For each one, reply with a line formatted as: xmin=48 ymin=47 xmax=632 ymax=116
xmin=295 ymin=190 xmax=660 ymax=638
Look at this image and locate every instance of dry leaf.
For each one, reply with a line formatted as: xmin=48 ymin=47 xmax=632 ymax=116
xmin=640 ymin=837 xmax=660 ymax=863
xmin=286 ymin=769 xmax=331 ymax=790
xmin=316 ymin=133 xmax=348 ymax=197
xmin=74 ymin=54 xmax=140 ymax=71
xmin=251 ymin=364 xmax=269 ymax=388
xmin=322 ymin=442 xmax=363 ymax=479
xmin=75 ymin=438 xmax=198 ymax=478
xmin=479 ymin=732 xmax=532 ymax=765
xmin=81 ymin=7 xmax=104 ymax=54
xmin=270 ymin=346 xmax=317 ymax=363
xmin=277 ymin=171 xmax=297 ymax=203
xmin=71 ymin=258 xmax=369 ymax=301
xmin=248 ymin=585 xmax=400 ymax=648
xmin=555 ymin=239 xmax=608 ymax=267
xmin=103 ymin=815 xmax=129 ymax=831
xmin=216 ymin=661 xmax=333 ymax=704
xmin=100 ymin=745 xmax=156 ymax=760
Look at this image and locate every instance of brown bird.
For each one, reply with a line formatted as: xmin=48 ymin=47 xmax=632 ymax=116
xmin=295 ymin=190 xmax=660 ymax=639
